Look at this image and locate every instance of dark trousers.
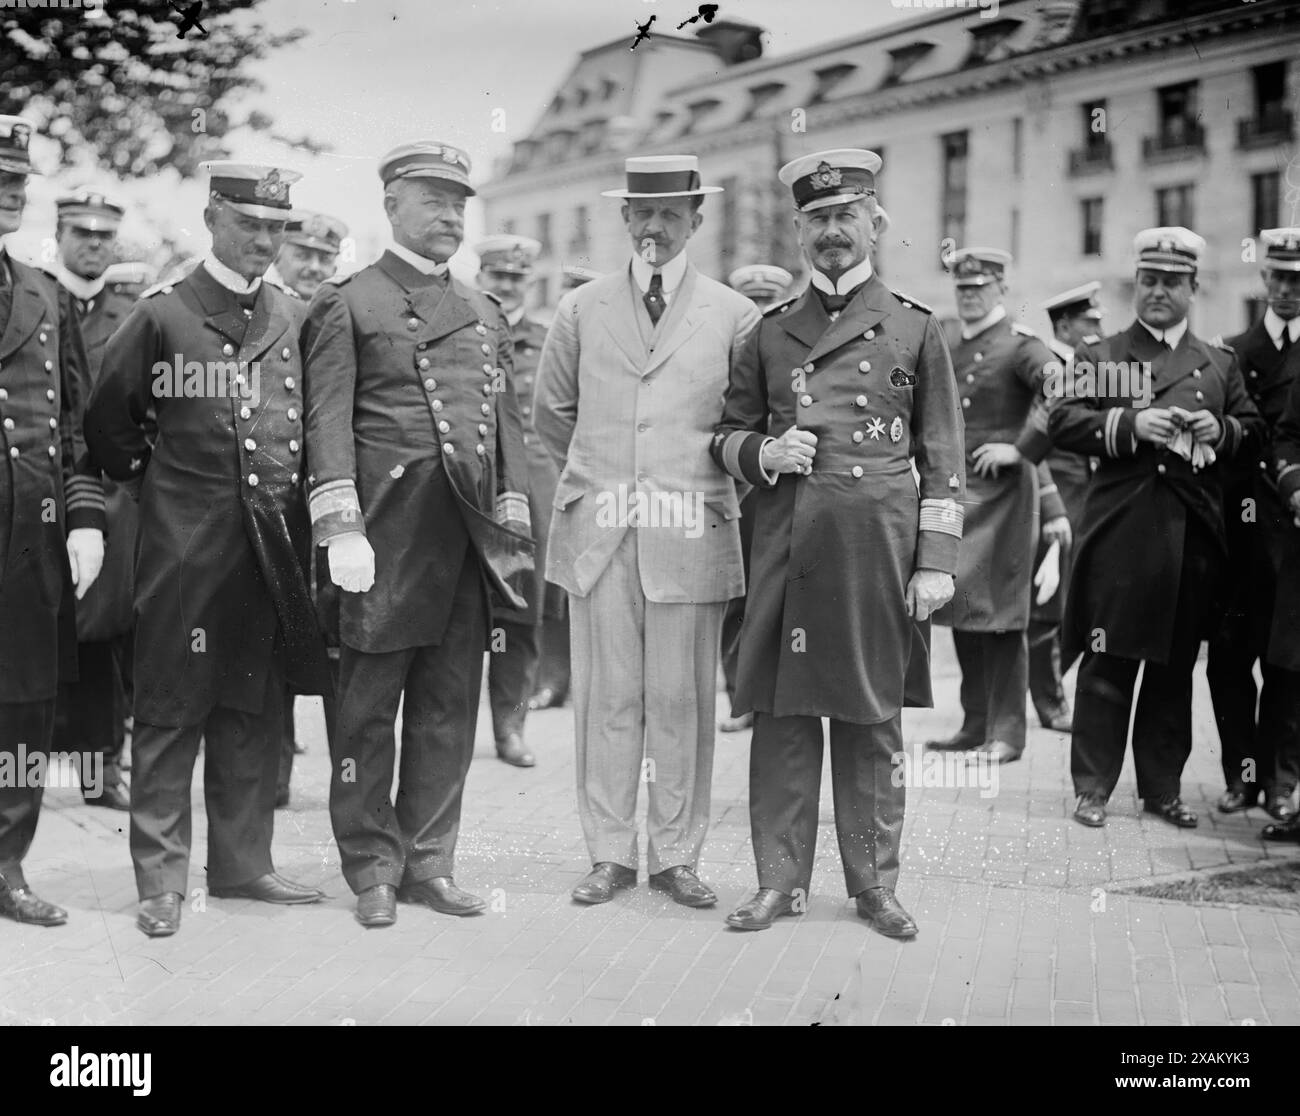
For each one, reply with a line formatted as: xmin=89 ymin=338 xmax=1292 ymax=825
xmin=952 ymin=629 xmax=1028 ymax=754
xmin=535 ymin=613 xmax=570 ymax=701
xmin=330 ymin=556 xmax=486 ymax=895
xmin=749 ymin=711 xmax=904 ymax=897
xmin=1071 ymin=526 xmax=1217 ymax=802
xmin=1207 ymin=641 xmax=1300 ymax=798
xmin=720 ymin=488 xmax=756 ymax=709
xmin=1028 ymin=618 xmax=1070 ymax=721
xmin=53 ymin=637 xmax=129 ymax=796
xmin=278 ymin=657 xmax=340 ymax=798
xmin=0 ymin=699 xmax=56 ymax=891
xmin=488 ymin=617 xmax=539 ymax=742
xmin=130 ymin=684 xmax=282 ymax=899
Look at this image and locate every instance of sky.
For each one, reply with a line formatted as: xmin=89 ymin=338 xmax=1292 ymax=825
xmin=15 ymin=0 xmax=903 ymax=274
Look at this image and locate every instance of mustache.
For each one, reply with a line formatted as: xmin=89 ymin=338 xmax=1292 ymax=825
xmin=815 ymin=238 xmax=852 ymax=252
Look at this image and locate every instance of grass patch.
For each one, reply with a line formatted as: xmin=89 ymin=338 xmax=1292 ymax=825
xmin=1125 ymin=860 xmax=1300 ymax=911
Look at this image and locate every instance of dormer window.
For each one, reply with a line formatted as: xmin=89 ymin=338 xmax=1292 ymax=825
xmin=882 ymin=42 xmax=934 ymax=86
xmin=965 ymin=18 xmax=1021 ymax=66
xmin=683 ymin=97 xmax=724 ymax=134
xmin=743 ymin=81 xmax=785 ymax=121
xmin=810 ymin=62 xmax=857 ymax=105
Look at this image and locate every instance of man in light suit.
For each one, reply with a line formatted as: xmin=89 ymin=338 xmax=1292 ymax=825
xmin=534 ymin=155 xmax=760 ymax=908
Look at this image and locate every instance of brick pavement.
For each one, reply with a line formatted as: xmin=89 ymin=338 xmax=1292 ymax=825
xmin=3 ymin=634 xmax=1298 ymax=1025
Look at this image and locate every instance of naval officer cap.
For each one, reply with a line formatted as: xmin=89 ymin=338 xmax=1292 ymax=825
xmin=0 ymin=115 xmax=38 ymax=175
xmin=475 ymin=234 xmax=541 ymax=275
xmin=379 ymin=141 xmax=475 ymax=196
xmin=103 ymin=260 xmax=159 ymax=291
xmin=601 ymin=155 xmax=723 ymax=199
xmin=201 ymin=161 xmax=301 ymax=221
xmin=728 ymin=264 xmax=794 ymax=300
xmin=1042 ymin=280 xmax=1102 ymax=323
xmin=284 ymin=210 xmax=348 ymax=254
xmin=562 ymin=265 xmax=602 ymax=289
xmin=950 ymin=247 xmax=1013 ymax=287
xmin=778 ymin=148 xmax=881 ymax=213
xmin=1260 ymin=228 xmax=1300 ymax=272
xmin=1134 ymin=226 xmax=1205 ymax=274
xmin=56 ymin=187 xmax=125 ymax=232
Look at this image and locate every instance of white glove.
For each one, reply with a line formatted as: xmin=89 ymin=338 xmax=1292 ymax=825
xmin=1033 ymin=539 xmax=1060 ymax=606
xmin=67 ymin=527 xmax=105 ymax=601
xmin=327 ymin=531 xmax=376 ymax=593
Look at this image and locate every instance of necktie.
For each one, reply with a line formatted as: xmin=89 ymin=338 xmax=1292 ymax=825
xmin=644 ymin=272 xmax=664 ymax=326
xmin=823 ymin=293 xmax=849 ymax=313
xmin=237 ymin=288 xmax=259 ymax=312
xmin=1281 ymin=328 xmax=1294 ymax=354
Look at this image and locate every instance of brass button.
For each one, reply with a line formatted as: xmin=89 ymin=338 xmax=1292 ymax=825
xmin=291 ymin=472 xmax=299 ymax=484
xmin=476 ymin=443 xmax=486 ymax=456
xmin=962 ymin=398 xmax=972 ymax=408
xmin=855 ymin=394 xmax=868 ymax=407
xmin=287 ymin=407 xmax=299 ymax=421
xmin=248 ymin=472 xmax=260 ymax=487
xmin=864 ymin=329 xmax=875 ymax=340
xmin=7 ymin=447 xmax=16 ymax=459
xmin=482 ymin=383 xmax=493 ymax=396
xmin=289 ymin=439 xmax=300 ymax=453
xmin=222 ymin=344 xmax=234 ymax=357
xmin=438 ymin=420 xmax=451 ymax=433
xmin=799 ymin=394 xmax=812 ymax=406
xmin=47 ymin=445 xmax=56 ymax=458
xmin=39 ymin=332 xmax=47 ymax=344
xmin=481 ymin=343 xmax=492 ymax=355
xmin=282 ymin=347 xmax=291 ymax=360
xmin=45 ymin=389 xmax=54 ymax=402
xmin=48 ymin=417 xmax=57 ymax=429
xmin=424 ymin=377 xmax=437 ymax=391
xmin=432 ymin=400 xmax=444 ymax=411
xmin=2 ymin=418 xmax=13 ymax=430
xmin=475 ymin=323 xmax=487 ymax=335
xmin=852 ymin=465 xmax=864 ymax=478
xmin=852 ymin=430 xmax=864 ymax=443
xmin=0 ymin=389 xmax=6 ymax=400
xmin=966 ymin=374 xmax=975 ymax=384
xmin=478 ymin=423 xmax=488 ymax=436
xmin=245 ymin=438 xmax=257 ymax=451
xmin=974 ymin=353 xmax=983 ymax=362
xmin=859 ymin=362 xmax=871 ymax=373
xmin=240 ymin=407 xmax=252 ymax=420
xmin=1194 ymin=390 xmax=1203 ymax=401
xmin=1157 ymin=464 xmax=1167 ymax=475
xmin=418 ymin=357 xmax=431 ymax=370
xmin=480 ymin=403 xmax=491 ymax=415
xmin=44 ymin=360 xmax=53 ymax=372
xmin=1192 ymin=369 xmax=1201 ymax=379
xmin=482 ymin=363 xmax=493 ymax=374
xmin=522 ymin=405 xmax=531 ymax=416
xmin=443 ymin=443 xmax=455 ymax=454
xmin=803 ymin=363 xmax=814 ymax=373
xmin=1250 ymin=370 xmax=1259 ymax=379
xmin=284 ymin=376 xmax=296 ymax=390
xmin=408 ymin=318 xmax=419 ymax=330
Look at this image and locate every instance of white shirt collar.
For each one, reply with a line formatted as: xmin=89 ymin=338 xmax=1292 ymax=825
xmin=1138 ymin=316 xmax=1188 ymax=349
xmin=54 ymin=262 xmax=105 ymax=303
xmin=506 ymin=306 xmax=526 ymax=328
xmin=961 ymin=304 xmax=1007 ymax=341
xmin=389 ymin=240 xmax=449 ymax=277
xmin=1264 ymin=307 xmax=1300 ymax=348
xmin=630 ymin=250 xmax=687 ymax=299
xmin=202 ymin=253 xmax=262 ymax=295
xmin=808 ymin=256 xmax=874 ymax=298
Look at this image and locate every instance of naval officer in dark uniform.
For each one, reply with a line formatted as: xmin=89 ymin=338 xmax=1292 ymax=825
xmin=50 ymin=189 xmax=137 ymax=811
xmin=0 ymin=116 xmax=106 ymax=927
xmin=1209 ymin=227 xmax=1300 ymax=824
xmin=1049 ymin=227 xmax=1264 ymax=829
xmin=713 ymin=149 xmax=965 ymax=937
xmin=302 ymin=141 xmax=533 ymax=929
xmin=88 ymin=162 xmax=331 ymax=936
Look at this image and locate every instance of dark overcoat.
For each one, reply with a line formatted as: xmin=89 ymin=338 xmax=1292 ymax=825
xmin=1266 ymin=346 xmax=1300 ymax=672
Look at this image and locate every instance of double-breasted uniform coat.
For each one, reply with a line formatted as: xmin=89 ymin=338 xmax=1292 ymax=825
xmin=712 ymin=274 xmax=965 ymax=895
xmin=1207 ymin=319 xmax=1300 ymax=799
xmin=87 ymin=262 xmax=330 ymax=896
xmin=301 ymin=250 xmax=533 ymax=893
xmin=0 ymin=254 xmax=105 ymax=890
xmin=1048 ymin=319 xmax=1264 ymax=801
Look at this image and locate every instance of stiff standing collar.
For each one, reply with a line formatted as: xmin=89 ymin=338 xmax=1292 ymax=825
xmin=202 ymin=253 xmax=261 ymax=295
xmin=389 ymin=240 xmax=449 ymax=277
xmin=961 ymin=304 xmax=1006 ymax=341
xmin=506 ymin=305 xmax=526 ymax=328
xmin=1138 ymin=316 xmax=1188 ymax=349
xmin=808 ymin=256 xmax=873 ymax=298
xmin=1264 ymin=307 xmax=1300 ymax=349
xmin=630 ymin=249 xmax=687 ymax=298
xmin=54 ymin=261 xmax=105 ymax=303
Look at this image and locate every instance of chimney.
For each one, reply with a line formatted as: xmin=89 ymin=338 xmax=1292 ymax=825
xmin=695 ymin=19 xmax=765 ymax=66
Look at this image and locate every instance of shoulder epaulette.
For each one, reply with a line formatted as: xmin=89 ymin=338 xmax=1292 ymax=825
xmin=321 ymin=271 xmax=354 ymax=287
xmin=482 ymin=289 xmax=503 ymax=307
xmin=1081 ymin=334 xmax=1101 ymax=346
xmin=890 ymin=289 xmax=933 ymax=314
xmin=1011 ymin=322 xmax=1038 ymax=338
xmin=139 ymin=282 xmax=175 ymax=299
xmin=762 ymin=294 xmax=799 ymax=318
xmin=1208 ymin=334 xmax=1234 ymax=352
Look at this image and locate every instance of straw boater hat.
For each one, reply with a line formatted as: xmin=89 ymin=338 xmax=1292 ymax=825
xmin=601 ymin=155 xmax=723 ymax=199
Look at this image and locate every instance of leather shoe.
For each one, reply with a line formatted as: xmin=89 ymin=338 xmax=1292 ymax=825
xmin=1040 ymin=709 xmax=1073 ymax=733
xmin=725 ymin=888 xmax=796 ymax=931
xmin=855 ymin=886 xmax=918 ymax=938
xmin=926 ymin=732 xmax=981 ymax=752
xmin=356 ymin=884 xmax=397 ymax=928
xmin=0 ymin=884 xmax=67 ymax=926
xmin=275 ymin=787 xmax=290 ymax=809
xmin=967 ymin=740 xmax=1021 ymax=764
xmin=1073 ymin=793 xmax=1107 ymax=827
xmin=527 ymin=686 xmax=566 ymax=711
xmin=209 ymin=872 xmax=325 ymax=904
xmin=83 ymin=782 xmax=130 ymax=811
xmin=1216 ymin=786 xmax=1259 ymax=813
xmin=719 ymin=712 xmax=754 ymax=733
xmin=496 ymin=732 xmax=535 ymax=768
xmin=1262 ymin=816 xmax=1300 ymax=842
xmin=572 ymin=862 xmax=636 ymax=904
xmin=398 ymin=876 xmax=486 ymax=916
xmin=137 ymin=892 xmax=181 ymax=937
xmin=1266 ymin=794 xmax=1296 ymax=823
xmin=1144 ymin=796 xmax=1198 ymax=828
xmin=649 ymin=866 xmax=717 ymax=907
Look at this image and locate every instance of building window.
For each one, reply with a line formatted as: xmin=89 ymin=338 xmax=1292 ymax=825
xmin=810 ymin=63 xmax=857 ymax=105
xmin=1156 ymin=81 xmax=1199 ymax=146
xmin=1155 ymin=184 xmax=1194 ymax=228
xmin=882 ymin=41 xmax=934 ymax=86
xmin=1011 ymin=117 xmax=1023 ymax=178
xmin=1254 ymin=61 xmax=1287 ymax=120
xmin=1239 ymin=62 xmax=1293 ymax=147
xmin=1252 ymin=171 xmax=1280 ymax=233
xmin=536 ymin=213 xmax=552 ymax=255
xmin=743 ymin=82 xmax=785 ymax=121
xmin=965 ymin=18 xmax=1021 ymax=67
xmin=1081 ymin=197 xmax=1103 ymax=256
xmin=683 ymin=97 xmax=723 ymax=135
xmin=940 ymin=131 xmax=968 ymax=253
xmin=1082 ymin=100 xmax=1107 ymax=153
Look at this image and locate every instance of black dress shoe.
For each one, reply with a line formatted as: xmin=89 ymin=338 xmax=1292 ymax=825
xmin=496 ymin=732 xmax=535 ymax=768
xmin=0 ymin=884 xmax=68 ymax=926
xmin=527 ymin=687 xmax=566 ymax=711
xmin=726 ymin=888 xmax=796 ymax=931
xmin=718 ymin=712 xmax=754 ymax=733
xmin=926 ymin=732 xmax=981 ymax=752
xmin=209 ymin=872 xmax=325 ymax=904
xmin=1262 ymin=815 xmax=1300 ymax=842
xmin=398 ymin=876 xmax=486 ymax=916
xmin=356 ymin=884 xmax=397 ymax=928
xmin=1073 ymin=793 xmax=1107 ymax=828
xmin=966 ymin=740 xmax=1021 ymax=765
xmin=855 ymin=886 xmax=918 ymax=938
xmin=1041 ymin=710 xmax=1073 ymax=733
xmin=572 ymin=862 xmax=637 ymax=904
xmin=1266 ymin=794 xmax=1296 ymax=823
xmin=83 ymin=782 xmax=130 ymax=811
xmin=1216 ymin=786 xmax=1259 ymax=814
xmin=1144 ymin=796 xmax=1198 ymax=828
xmin=649 ymin=866 xmax=717 ymax=907
xmin=137 ymin=893 xmax=181 ymax=937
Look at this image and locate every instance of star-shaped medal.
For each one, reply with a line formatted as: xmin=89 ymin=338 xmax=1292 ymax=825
xmin=866 ymin=417 xmax=886 ymax=440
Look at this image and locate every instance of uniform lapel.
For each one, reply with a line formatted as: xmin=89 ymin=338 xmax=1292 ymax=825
xmin=240 ymin=286 xmax=291 ymax=364
xmin=775 ymin=286 xmax=828 ymax=352
xmin=643 ymin=263 xmax=703 ymax=377
xmin=1243 ymin=320 xmax=1288 ymax=378
xmin=598 ymin=270 xmax=647 ymax=370
xmin=805 ymin=274 xmax=891 ymax=365
xmin=185 ymin=264 xmax=252 ymax=348
xmin=1154 ymin=329 xmax=1209 ymax=396
xmin=0 ymin=262 xmax=46 ymax=362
